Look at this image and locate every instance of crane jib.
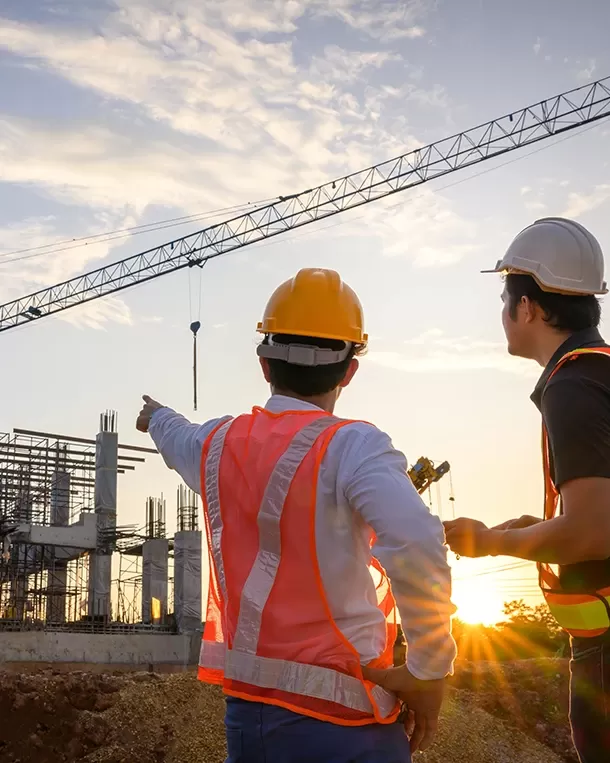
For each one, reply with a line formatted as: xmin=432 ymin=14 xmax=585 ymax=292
xmin=1 ymin=76 xmax=609 ymax=332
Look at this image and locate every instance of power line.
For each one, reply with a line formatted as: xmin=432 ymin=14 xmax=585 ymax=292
xmin=0 ymin=198 xmax=276 ymax=266
xmin=453 ymin=561 xmax=533 ymax=581
xmin=2 ymin=76 xmax=608 ymax=332
xmin=232 ymin=116 xmax=609 ymax=257
xmin=1 ymin=98 xmax=606 ymax=273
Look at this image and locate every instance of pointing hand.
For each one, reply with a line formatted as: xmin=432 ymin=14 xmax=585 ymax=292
xmin=136 ymin=395 xmax=163 ymax=433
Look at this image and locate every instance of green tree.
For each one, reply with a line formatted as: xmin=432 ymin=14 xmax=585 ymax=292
xmin=501 ymin=599 xmax=567 ymax=654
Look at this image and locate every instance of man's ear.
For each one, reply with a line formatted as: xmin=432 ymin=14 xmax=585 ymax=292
xmin=259 ymin=356 xmax=272 ymax=383
xmin=339 ymin=358 xmax=359 ymax=389
xmin=522 ymin=296 xmax=540 ymax=324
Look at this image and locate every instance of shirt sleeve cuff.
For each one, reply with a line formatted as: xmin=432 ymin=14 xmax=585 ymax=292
xmin=407 ymin=649 xmax=456 ymax=681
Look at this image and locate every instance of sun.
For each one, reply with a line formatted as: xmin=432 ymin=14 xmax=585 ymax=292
xmin=452 ymin=581 xmax=504 ymax=626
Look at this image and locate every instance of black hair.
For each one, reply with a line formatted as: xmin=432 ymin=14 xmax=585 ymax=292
xmin=262 ymin=334 xmax=365 ymax=397
xmin=505 ymin=273 xmax=601 ymax=332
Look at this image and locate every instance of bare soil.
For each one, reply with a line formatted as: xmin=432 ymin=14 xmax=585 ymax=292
xmin=0 ymin=660 xmax=576 ymax=762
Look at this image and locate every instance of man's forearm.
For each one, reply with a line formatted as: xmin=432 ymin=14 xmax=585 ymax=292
xmin=486 ymin=515 xmax=594 ymax=565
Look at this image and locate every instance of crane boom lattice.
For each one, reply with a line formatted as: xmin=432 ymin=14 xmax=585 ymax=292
xmin=1 ymin=77 xmax=609 ymax=332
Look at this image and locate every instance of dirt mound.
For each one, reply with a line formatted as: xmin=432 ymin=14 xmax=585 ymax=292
xmin=450 ymin=659 xmax=576 ymax=762
xmin=0 ymin=666 xmax=572 ymax=763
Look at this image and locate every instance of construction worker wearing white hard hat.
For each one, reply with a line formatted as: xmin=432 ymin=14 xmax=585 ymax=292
xmin=445 ymin=217 xmax=610 ymax=763
xmin=136 ymin=268 xmax=456 ymax=762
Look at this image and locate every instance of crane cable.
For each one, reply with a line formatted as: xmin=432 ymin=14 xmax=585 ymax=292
xmin=188 ymin=259 xmax=206 ymax=411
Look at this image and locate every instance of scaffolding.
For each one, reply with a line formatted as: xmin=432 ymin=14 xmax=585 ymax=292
xmin=0 ymin=420 xmax=160 ymax=631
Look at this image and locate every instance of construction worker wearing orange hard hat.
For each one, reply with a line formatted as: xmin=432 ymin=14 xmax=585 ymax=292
xmin=136 ymin=268 xmax=457 ymax=763
xmin=444 ymin=218 xmax=610 ymax=763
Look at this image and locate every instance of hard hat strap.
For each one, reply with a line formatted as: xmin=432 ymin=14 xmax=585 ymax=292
xmin=257 ymin=337 xmax=352 ymax=367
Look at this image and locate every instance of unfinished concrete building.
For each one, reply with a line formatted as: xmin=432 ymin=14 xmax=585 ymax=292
xmin=0 ymin=412 xmax=202 ymax=669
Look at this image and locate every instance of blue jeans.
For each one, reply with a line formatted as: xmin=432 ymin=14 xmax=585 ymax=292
xmin=225 ymin=696 xmax=411 ymax=763
xmin=570 ymin=636 xmax=610 ymax=762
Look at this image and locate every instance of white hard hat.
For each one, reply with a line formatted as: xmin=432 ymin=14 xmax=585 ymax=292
xmin=482 ymin=217 xmax=607 ymax=295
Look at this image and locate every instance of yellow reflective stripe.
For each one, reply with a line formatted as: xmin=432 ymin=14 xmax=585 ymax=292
xmin=545 ymin=596 xmax=610 ymax=631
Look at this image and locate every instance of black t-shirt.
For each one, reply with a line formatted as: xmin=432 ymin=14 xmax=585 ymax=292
xmin=531 ymin=328 xmax=610 ymax=592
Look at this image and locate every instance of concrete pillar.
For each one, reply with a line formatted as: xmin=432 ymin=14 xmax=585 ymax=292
xmin=88 ymin=426 xmax=118 ymax=621
xmin=8 ymin=556 xmax=26 ymax=622
xmin=47 ymin=471 xmax=70 ymax=623
xmin=173 ymin=531 xmax=202 ymax=633
xmin=142 ymin=538 xmax=169 ymax=624
xmin=50 ymin=470 xmax=70 ymax=526
xmin=10 ymin=489 xmax=32 ymax=621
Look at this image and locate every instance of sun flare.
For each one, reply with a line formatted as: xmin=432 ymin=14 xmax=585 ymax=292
xmin=452 ymin=581 xmax=504 ymax=626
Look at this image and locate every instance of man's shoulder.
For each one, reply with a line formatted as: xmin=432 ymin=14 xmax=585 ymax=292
xmin=329 ymin=419 xmax=404 ymax=464
xmin=333 ymin=419 xmax=389 ymax=442
xmin=546 ymin=346 xmax=610 ymax=394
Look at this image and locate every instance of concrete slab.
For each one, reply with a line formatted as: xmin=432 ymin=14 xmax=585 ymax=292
xmin=0 ymin=631 xmax=202 ymax=668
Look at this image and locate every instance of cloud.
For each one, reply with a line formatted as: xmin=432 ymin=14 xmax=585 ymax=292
xmin=533 ymin=37 xmax=542 ymax=56
xmin=311 ymin=0 xmax=429 ymax=41
xmin=0 ymin=213 xmax=121 ymax=289
xmin=561 ymin=184 xmax=610 ymax=218
xmin=0 ymin=0 xmax=468 ymax=331
xmin=369 ymin=191 xmax=479 ymax=267
xmin=140 ymin=315 xmax=164 ymax=324
xmin=0 ymin=213 xmax=136 ymax=331
xmin=519 ymin=183 xmax=548 ymax=215
xmin=0 ymin=2 xmax=433 ymax=151
xmin=58 ymin=295 xmax=133 ymax=331
xmin=367 ymin=329 xmax=537 ymax=376
xmin=575 ymin=58 xmax=597 ymax=82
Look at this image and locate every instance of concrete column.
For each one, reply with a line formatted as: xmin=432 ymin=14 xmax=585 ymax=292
xmin=88 ymin=428 xmax=118 ymax=621
xmin=47 ymin=471 xmax=70 ymax=623
xmin=10 ymin=489 xmax=32 ymax=621
xmin=142 ymin=538 xmax=169 ymax=624
xmin=173 ymin=531 xmax=202 ymax=633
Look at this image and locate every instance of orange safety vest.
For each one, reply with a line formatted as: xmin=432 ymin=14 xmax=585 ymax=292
xmin=197 ymin=407 xmax=401 ymax=726
xmin=539 ymin=347 xmax=610 ymax=638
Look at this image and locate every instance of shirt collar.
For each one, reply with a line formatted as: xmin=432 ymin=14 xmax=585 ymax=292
xmin=530 ymin=327 xmax=605 ymax=409
xmin=264 ymin=394 xmax=325 ymax=414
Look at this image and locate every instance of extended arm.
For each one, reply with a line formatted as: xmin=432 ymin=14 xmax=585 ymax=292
xmin=485 ymin=477 xmax=610 ymax=563
xmin=446 ymin=374 xmax=610 ymax=564
xmin=136 ymin=395 xmax=227 ymax=494
xmin=345 ymin=429 xmax=457 ymax=681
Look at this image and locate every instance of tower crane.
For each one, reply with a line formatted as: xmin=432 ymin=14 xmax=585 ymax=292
xmin=0 ymin=77 xmax=608 ymax=333
xmin=408 ymin=457 xmax=450 ymax=495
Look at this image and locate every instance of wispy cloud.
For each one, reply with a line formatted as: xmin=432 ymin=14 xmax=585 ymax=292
xmin=561 ymin=184 xmax=610 ymax=218
xmin=533 ymin=37 xmax=542 ymax=56
xmin=0 ymin=212 xmax=136 ymax=330
xmin=0 ymin=0 xmax=468 ymax=330
xmin=575 ymin=58 xmax=597 ymax=82
xmin=368 ymin=329 xmax=537 ymax=376
xmin=316 ymin=0 xmax=428 ymax=42
xmin=59 ymin=296 xmax=133 ymax=332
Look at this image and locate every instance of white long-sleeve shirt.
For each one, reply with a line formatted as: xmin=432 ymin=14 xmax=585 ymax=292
xmin=149 ymin=394 xmax=457 ymax=680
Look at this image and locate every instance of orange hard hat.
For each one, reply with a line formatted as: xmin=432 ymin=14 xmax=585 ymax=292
xmin=257 ymin=268 xmax=367 ymax=345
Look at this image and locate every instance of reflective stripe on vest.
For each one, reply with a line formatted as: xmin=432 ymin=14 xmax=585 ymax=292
xmin=539 ymin=347 xmax=610 ymax=638
xmin=199 ymin=641 xmax=397 ymax=717
xmin=203 ymin=417 xmax=233 ymax=601
xmin=199 ymin=414 xmax=397 ymax=718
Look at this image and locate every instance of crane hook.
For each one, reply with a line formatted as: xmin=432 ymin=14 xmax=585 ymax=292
xmin=190 ymin=321 xmax=201 ymax=411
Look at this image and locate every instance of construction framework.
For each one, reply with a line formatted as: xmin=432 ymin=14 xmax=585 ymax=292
xmin=0 ymin=416 xmax=195 ymax=632
xmin=0 ymin=77 xmax=608 ymax=332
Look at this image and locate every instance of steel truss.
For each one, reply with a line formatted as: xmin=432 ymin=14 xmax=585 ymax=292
xmin=1 ymin=77 xmax=609 ymax=332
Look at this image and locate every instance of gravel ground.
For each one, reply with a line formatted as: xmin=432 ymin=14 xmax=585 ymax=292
xmin=0 ymin=664 xmax=573 ymax=762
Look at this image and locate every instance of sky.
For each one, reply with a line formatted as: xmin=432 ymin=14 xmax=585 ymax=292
xmin=0 ymin=0 xmax=609 ymax=626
